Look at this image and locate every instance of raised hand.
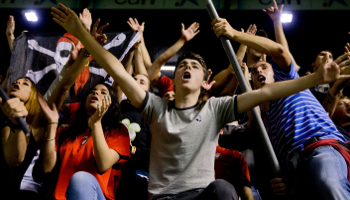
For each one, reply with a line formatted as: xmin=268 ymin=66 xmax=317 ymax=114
xmin=51 ymin=3 xmax=85 ymax=38
xmin=88 ymin=95 xmax=111 ymax=128
xmin=6 ymin=15 xmax=15 ymax=38
xmin=127 ymin=18 xmax=145 ymax=33
xmin=245 ymin=24 xmax=257 ymax=35
xmin=79 ymin=8 xmax=92 ymax=33
xmin=181 ymin=22 xmax=200 ymax=42
xmin=211 ymin=18 xmax=236 ymax=39
xmin=317 ymin=53 xmax=350 ymax=84
xmin=202 ymin=69 xmax=216 ymax=91
xmin=0 ymin=98 xmax=28 ymax=125
xmin=263 ymin=0 xmax=284 ymax=22
xmin=37 ymin=94 xmax=59 ymax=124
xmin=69 ymin=41 xmax=82 ymax=61
xmin=91 ymin=19 xmax=109 ymax=45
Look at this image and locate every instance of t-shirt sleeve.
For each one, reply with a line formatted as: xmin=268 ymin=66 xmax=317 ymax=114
xmin=106 ymin=125 xmax=131 ymax=164
xmin=232 ymin=150 xmax=251 ymax=188
xmin=272 ymin=59 xmax=299 ymax=82
xmin=211 ymin=95 xmax=238 ymax=128
xmin=140 ymin=92 xmax=167 ymax=125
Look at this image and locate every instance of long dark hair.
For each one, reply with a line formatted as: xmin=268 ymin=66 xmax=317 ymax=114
xmin=58 ymin=83 xmax=123 ymax=145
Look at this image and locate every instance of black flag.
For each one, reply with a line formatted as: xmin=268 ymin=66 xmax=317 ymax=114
xmin=7 ymin=31 xmax=139 ymax=102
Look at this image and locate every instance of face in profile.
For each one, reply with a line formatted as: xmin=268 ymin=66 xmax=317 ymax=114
xmin=251 ymin=61 xmax=275 ymax=89
xmin=333 ymin=98 xmax=350 ymax=124
xmin=173 ymin=58 xmax=205 ymax=93
xmin=134 ymin=74 xmax=150 ymax=92
xmin=8 ymin=78 xmax=33 ymax=103
xmin=85 ymin=84 xmax=110 ymax=114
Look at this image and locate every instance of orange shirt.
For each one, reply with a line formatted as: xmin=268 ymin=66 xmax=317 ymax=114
xmin=53 ymin=125 xmax=130 ymax=200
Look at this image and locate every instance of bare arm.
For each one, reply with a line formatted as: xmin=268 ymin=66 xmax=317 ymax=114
xmin=34 ymin=95 xmax=59 ymax=176
xmin=0 ymin=98 xmax=29 ymax=167
xmin=89 ymin=96 xmax=120 ymax=173
xmin=127 ymin=18 xmax=152 ymax=69
xmin=323 ymin=53 xmax=350 ymax=116
xmin=213 ymin=25 xmax=257 ymax=91
xmin=134 ymin=41 xmax=148 ymax=76
xmin=6 ymin=15 xmax=15 ymax=53
xmin=147 ymin=22 xmax=200 ymax=82
xmin=236 ymin=56 xmax=350 ymax=116
xmin=241 ymin=186 xmax=254 ymax=200
xmin=51 ymin=4 xmax=146 ymax=109
xmin=212 ymin=18 xmax=291 ymax=73
xmin=263 ymin=0 xmax=300 ymax=71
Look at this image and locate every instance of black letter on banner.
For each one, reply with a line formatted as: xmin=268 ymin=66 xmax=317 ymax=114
xmin=115 ymin=0 xmax=126 ymax=4
xmin=141 ymin=0 xmax=155 ymax=4
xmin=129 ymin=0 xmax=140 ymax=5
xmin=259 ymin=0 xmax=272 ymax=5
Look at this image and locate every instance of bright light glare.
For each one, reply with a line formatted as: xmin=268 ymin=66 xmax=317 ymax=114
xmin=25 ymin=12 xmax=38 ymax=22
xmin=281 ymin=13 xmax=293 ymax=23
xmin=161 ymin=66 xmax=175 ymax=71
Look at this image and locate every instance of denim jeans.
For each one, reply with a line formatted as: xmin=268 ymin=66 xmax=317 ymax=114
xmin=298 ymin=145 xmax=350 ymax=200
xmin=66 ymin=171 xmax=106 ymax=200
xmin=153 ymin=179 xmax=238 ymax=200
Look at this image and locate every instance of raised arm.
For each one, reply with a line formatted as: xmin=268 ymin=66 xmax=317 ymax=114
xmin=212 ymin=25 xmax=257 ymax=91
xmin=6 ymin=15 xmax=15 ymax=53
xmin=51 ymin=4 xmax=145 ymax=109
xmin=212 ymin=18 xmax=291 ymax=73
xmin=263 ymin=0 xmax=300 ymax=71
xmin=236 ymin=54 xmax=350 ymax=116
xmin=35 ymin=95 xmax=58 ymax=174
xmin=323 ymin=51 xmax=350 ymax=116
xmin=127 ymin=18 xmax=152 ymax=69
xmin=134 ymin=40 xmax=148 ymax=76
xmin=147 ymin=22 xmax=200 ymax=83
xmin=88 ymin=95 xmax=121 ymax=172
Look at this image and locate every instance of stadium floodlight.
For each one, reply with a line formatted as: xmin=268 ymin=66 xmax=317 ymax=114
xmin=281 ymin=13 xmax=293 ymax=23
xmin=25 ymin=12 xmax=38 ymax=22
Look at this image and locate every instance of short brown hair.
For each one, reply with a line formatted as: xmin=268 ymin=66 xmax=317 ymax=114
xmin=175 ymin=52 xmax=209 ymax=105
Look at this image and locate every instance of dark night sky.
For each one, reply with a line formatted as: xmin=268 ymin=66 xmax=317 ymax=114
xmin=0 ymin=8 xmax=349 ymax=77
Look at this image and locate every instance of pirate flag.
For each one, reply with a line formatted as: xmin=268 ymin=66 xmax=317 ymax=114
xmin=7 ymin=31 xmax=139 ymax=102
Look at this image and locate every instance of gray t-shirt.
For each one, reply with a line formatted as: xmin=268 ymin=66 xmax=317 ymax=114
xmin=141 ymin=92 xmax=237 ymax=198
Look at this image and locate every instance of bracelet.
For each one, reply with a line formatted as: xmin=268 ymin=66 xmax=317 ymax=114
xmin=80 ymin=48 xmax=91 ymax=57
xmin=45 ymin=138 xmax=55 ymax=141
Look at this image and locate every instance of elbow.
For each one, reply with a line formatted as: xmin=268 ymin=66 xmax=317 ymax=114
xmin=96 ymin=163 xmax=111 ymax=174
xmin=6 ymin=155 xmax=25 ymax=167
xmin=271 ymin=44 xmax=286 ymax=58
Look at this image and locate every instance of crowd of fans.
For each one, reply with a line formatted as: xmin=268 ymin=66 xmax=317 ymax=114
xmin=1 ymin=1 xmax=350 ymax=200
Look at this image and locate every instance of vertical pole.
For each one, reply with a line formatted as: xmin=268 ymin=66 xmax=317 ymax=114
xmin=203 ymin=0 xmax=281 ymax=177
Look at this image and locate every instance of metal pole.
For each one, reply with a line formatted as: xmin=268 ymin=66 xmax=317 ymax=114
xmin=203 ymin=0 xmax=281 ymax=177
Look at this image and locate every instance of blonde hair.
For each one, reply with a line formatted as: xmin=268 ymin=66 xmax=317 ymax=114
xmin=15 ymin=78 xmax=40 ymax=125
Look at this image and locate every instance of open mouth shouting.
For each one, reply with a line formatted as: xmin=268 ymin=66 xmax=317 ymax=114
xmin=258 ymin=75 xmax=266 ymax=84
xmin=182 ymin=71 xmax=191 ymax=81
xmin=90 ymin=96 xmax=99 ymax=103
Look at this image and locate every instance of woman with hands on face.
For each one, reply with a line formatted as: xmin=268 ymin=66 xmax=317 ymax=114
xmin=36 ymin=83 xmax=130 ymax=200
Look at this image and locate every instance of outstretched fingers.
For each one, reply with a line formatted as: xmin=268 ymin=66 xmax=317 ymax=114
xmin=97 ymin=23 xmax=109 ymax=34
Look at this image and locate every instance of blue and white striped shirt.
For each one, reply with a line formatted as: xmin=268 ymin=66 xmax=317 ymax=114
xmin=264 ymin=61 xmax=346 ymax=168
